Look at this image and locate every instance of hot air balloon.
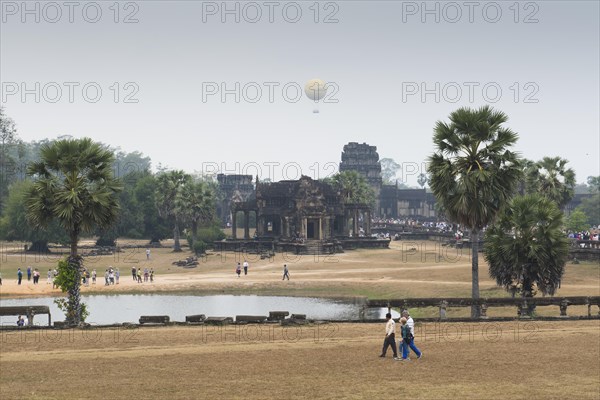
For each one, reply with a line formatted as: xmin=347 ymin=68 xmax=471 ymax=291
xmin=304 ymin=78 xmax=327 ymax=113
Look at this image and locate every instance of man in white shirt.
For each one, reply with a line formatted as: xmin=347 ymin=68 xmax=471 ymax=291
xmin=243 ymin=261 xmax=249 ymax=276
xmin=402 ymin=310 xmax=422 ymax=359
xmin=379 ymin=313 xmax=399 ymax=359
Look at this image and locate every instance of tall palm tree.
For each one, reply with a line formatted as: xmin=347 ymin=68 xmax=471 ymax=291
xmin=485 ymin=194 xmax=569 ymax=310
xmin=155 ymin=170 xmax=191 ymax=252
xmin=526 ymin=156 xmax=576 ymax=209
xmin=25 ymin=138 xmax=122 ymax=325
xmin=177 ymin=179 xmax=215 ymax=250
xmin=428 ymin=106 xmax=522 ymax=318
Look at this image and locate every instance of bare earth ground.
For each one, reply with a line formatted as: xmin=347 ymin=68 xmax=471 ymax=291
xmin=0 ymin=239 xmax=599 ymax=399
xmin=1 ymin=240 xmax=598 ymax=317
xmin=0 ymin=321 xmax=598 ymax=400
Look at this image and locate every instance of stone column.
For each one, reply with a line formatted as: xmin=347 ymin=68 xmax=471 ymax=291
xmin=559 ymin=299 xmax=569 ymax=317
xmin=256 ymin=215 xmax=263 ymax=236
xmin=365 ymin=210 xmax=371 ymax=236
xmin=439 ymin=300 xmax=448 ymax=320
xmin=244 ymin=211 xmax=250 ymax=240
xmin=318 ymin=218 xmax=323 ymax=240
xmin=282 ymin=217 xmax=289 ymax=238
xmin=353 ymin=209 xmax=359 ymax=237
xmin=231 ymin=210 xmax=237 ymax=239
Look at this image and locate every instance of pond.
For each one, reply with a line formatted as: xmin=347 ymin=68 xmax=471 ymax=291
xmin=0 ymin=294 xmax=398 ymax=325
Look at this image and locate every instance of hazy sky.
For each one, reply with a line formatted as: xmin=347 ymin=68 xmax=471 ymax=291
xmin=1 ymin=0 xmax=599 ymax=185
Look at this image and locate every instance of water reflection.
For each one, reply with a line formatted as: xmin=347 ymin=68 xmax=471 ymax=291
xmin=0 ymin=295 xmax=398 ymax=325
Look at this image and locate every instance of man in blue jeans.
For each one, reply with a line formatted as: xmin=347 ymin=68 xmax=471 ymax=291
xmin=402 ymin=310 xmax=422 ymax=359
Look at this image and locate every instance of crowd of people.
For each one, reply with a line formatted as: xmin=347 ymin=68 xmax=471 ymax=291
xmin=131 ymin=266 xmax=155 ymax=283
xmin=11 ymin=265 xmax=157 ymax=288
xmin=568 ymin=231 xmax=599 ymax=241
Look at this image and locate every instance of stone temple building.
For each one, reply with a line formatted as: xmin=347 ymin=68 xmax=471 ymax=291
xmin=216 ymin=174 xmax=254 ymax=226
xmin=338 ymin=142 xmax=436 ymax=220
xmin=229 ymin=176 xmax=372 ymax=241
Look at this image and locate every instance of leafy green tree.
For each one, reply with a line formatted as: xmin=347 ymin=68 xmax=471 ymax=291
xmin=587 ymin=176 xmax=600 ymax=193
xmin=566 ymin=209 xmax=589 ymax=232
xmin=329 ymin=170 xmax=376 ymax=205
xmin=155 ymin=170 xmax=191 ymax=252
xmin=576 ymin=195 xmax=600 ymax=227
xmin=134 ymin=172 xmax=170 ymax=243
xmin=380 ymin=158 xmax=400 ymax=184
xmin=526 ymin=156 xmax=576 ymax=209
xmin=0 ymin=180 xmax=68 ymax=251
xmin=25 ymin=138 xmax=122 ymax=325
xmin=113 ymin=150 xmax=151 ymax=179
xmin=177 ymin=179 xmax=216 ymax=250
xmin=428 ymin=106 xmax=522 ymax=318
xmin=0 ymin=107 xmax=18 ymax=213
xmin=485 ymin=194 xmax=570 ymax=306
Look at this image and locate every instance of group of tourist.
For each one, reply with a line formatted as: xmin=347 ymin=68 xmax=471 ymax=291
xmin=234 ymin=261 xmax=291 ymax=280
xmin=12 ymin=266 xmax=158 ymax=288
xmin=131 ymin=266 xmax=154 ymax=283
xmin=568 ymin=231 xmax=599 ymax=241
xmin=379 ymin=310 xmax=422 ymax=362
xmin=15 ymin=266 xmax=45 ymax=285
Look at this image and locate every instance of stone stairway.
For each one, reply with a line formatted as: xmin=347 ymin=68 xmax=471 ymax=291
xmin=304 ymin=240 xmax=323 ymax=255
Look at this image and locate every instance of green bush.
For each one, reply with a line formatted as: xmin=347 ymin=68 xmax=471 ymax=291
xmin=193 ymin=240 xmax=207 ymax=255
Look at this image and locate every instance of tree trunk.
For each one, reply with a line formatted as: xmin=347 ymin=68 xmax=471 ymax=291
xmin=66 ymin=255 xmax=83 ymax=326
xmin=522 ymin=278 xmax=535 ymax=316
xmin=191 ymin=221 xmax=198 ymax=249
xmin=173 ymin=220 xmax=182 ymax=252
xmin=66 ymin=232 xmax=83 ymax=326
xmin=471 ymin=229 xmax=481 ymax=318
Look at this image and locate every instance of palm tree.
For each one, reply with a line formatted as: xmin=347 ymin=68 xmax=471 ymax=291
xmin=25 ymin=138 xmax=122 ymax=325
xmin=177 ymin=179 xmax=215 ymax=251
xmin=428 ymin=106 xmax=522 ymax=318
xmin=485 ymin=194 xmax=569 ymax=312
xmin=526 ymin=156 xmax=576 ymax=209
xmin=329 ymin=171 xmax=375 ymax=205
xmin=155 ymin=170 xmax=191 ymax=252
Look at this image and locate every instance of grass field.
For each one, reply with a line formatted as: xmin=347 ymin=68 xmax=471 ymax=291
xmin=0 ymin=239 xmax=599 ymax=399
xmin=0 ymin=321 xmax=598 ymax=399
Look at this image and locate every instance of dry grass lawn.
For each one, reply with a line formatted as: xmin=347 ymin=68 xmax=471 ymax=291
xmin=0 ymin=321 xmax=598 ymax=399
xmin=1 ymin=239 xmax=599 ymax=399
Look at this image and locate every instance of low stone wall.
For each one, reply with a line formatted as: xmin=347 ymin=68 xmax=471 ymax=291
xmin=366 ymin=296 xmax=600 ymax=319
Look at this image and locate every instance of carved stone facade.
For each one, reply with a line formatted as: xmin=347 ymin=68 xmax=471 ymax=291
xmin=339 ymin=142 xmax=383 ymax=215
xmin=230 ymin=176 xmax=372 ymax=240
xmin=216 ymin=174 xmax=254 ymax=225
xmin=380 ymin=186 xmax=437 ymax=219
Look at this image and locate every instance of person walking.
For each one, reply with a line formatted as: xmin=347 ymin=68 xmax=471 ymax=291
xmin=27 ymin=266 xmax=32 ymax=281
xmin=379 ymin=313 xmax=399 ymax=359
xmin=115 ymin=268 xmax=120 ymax=285
xmin=47 ymin=269 xmax=52 ymax=284
xmin=146 ymin=248 xmax=151 ymax=260
xmin=132 ymin=266 xmax=137 ymax=281
xmin=92 ymin=269 xmax=97 ymax=284
xmin=243 ymin=261 xmax=249 ymax=276
xmin=236 ymin=263 xmax=241 ymax=278
xmin=397 ymin=317 xmax=411 ymax=361
xmin=0 ymin=271 xmax=2 ymax=285
xmin=282 ymin=264 xmax=290 ymax=280
xmin=17 ymin=268 xmax=23 ymax=285
xmin=402 ymin=310 xmax=422 ymax=359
